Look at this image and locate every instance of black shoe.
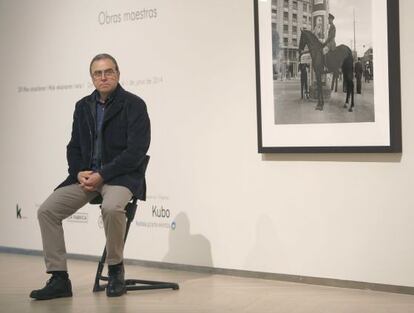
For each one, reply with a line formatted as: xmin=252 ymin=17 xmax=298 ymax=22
xmin=30 ymin=274 xmax=72 ymax=300
xmin=107 ymin=264 xmax=126 ymax=297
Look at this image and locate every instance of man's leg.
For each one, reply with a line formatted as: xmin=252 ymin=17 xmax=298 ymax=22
xmin=38 ymin=184 xmax=98 ymax=272
xmin=305 ymin=78 xmax=308 ymax=98
xmin=30 ymin=184 xmax=98 ymax=300
xmin=357 ymin=77 xmax=362 ymax=94
xmin=99 ymin=184 xmax=132 ymax=297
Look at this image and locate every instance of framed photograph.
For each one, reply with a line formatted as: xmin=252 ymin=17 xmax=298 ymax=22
xmin=255 ymin=0 xmax=402 ymax=153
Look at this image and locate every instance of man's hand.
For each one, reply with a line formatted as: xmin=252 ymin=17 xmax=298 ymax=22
xmin=77 ymin=171 xmax=93 ymax=186
xmin=77 ymin=171 xmax=103 ymax=191
xmin=82 ymin=172 xmax=104 ymax=191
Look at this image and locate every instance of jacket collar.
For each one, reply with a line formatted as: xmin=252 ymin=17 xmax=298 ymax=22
xmin=85 ymin=84 xmax=125 ymax=124
xmin=102 ymin=84 xmax=124 ymax=124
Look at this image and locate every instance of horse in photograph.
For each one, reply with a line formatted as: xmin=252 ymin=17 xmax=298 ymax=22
xmin=298 ymin=30 xmax=355 ymax=112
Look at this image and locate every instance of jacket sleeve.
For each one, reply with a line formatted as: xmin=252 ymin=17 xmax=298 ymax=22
xmin=98 ymin=99 xmax=151 ymax=182
xmin=326 ymin=26 xmax=336 ymax=42
xmin=325 ymin=25 xmax=336 ymax=44
xmin=66 ymin=102 xmax=83 ymax=179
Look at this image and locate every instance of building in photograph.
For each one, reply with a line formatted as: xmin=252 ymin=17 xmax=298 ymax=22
xmin=272 ymin=0 xmax=335 ymax=80
xmin=271 ymin=0 xmax=314 ymax=79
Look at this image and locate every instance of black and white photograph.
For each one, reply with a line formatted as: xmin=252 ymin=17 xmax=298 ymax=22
xmin=255 ymin=0 xmax=402 ymax=152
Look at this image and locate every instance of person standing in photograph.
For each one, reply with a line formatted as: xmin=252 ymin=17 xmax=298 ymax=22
xmin=364 ymin=62 xmax=370 ymax=83
xmin=298 ymin=62 xmax=309 ymax=99
xmin=355 ymin=57 xmax=364 ymax=94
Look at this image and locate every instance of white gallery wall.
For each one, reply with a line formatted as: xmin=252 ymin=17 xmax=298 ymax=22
xmin=0 ymin=0 xmax=413 ymax=287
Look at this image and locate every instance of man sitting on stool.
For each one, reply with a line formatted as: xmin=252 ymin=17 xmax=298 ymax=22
xmin=30 ymin=53 xmax=151 ymax=300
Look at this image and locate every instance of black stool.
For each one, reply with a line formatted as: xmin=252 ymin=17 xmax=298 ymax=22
xmin=92 ymin=156 xmax=179 ymax=292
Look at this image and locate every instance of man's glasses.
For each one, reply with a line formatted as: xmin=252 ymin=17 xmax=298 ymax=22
xmin=92 ymin=68 xmax=117 ymax=80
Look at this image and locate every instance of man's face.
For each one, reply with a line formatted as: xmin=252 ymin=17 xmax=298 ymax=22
xmin=90 ymin=58 xmax=120 ymax=97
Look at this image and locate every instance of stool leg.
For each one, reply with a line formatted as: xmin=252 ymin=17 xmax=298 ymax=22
xmin=93 ymin=247 xmax=107 ymax=292
xmin=93 ymin=200 xmax=179 ymax=293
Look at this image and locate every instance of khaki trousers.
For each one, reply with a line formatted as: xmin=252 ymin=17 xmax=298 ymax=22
xmin=37 ymin=183 xmax=132 ymax=272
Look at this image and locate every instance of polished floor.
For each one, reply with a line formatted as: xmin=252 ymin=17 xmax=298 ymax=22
xmin=1 ymin=253 xmax=414 ymax=313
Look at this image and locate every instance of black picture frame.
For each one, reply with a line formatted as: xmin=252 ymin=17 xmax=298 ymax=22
xmin=255 ymin=0 xmax=402 ymax=153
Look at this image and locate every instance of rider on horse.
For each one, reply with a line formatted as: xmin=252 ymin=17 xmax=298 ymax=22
xmin=324 ymin=14 xmax=336 ymax=51
xmin=322 ymin=13 xmax=336 ymax=71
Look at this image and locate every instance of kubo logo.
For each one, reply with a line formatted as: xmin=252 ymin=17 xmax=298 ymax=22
xmin=152 ymin=205 xmax=170 ymax=218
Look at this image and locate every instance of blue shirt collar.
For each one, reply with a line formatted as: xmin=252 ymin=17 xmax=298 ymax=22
xmin=93 ymin=89 xmax=115 ymax=105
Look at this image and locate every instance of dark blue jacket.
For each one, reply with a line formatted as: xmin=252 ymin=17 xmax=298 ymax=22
xmin=56 ymin=84 xmax=151 ymax=198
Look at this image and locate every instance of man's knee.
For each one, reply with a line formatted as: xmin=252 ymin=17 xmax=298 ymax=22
xmin=101 ymin=201 xmax=126 ymax=218
xmin=37 ymin=201 xmax=55 ymax=221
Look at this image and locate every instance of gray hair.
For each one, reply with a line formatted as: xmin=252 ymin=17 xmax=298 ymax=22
xmin=89 ymin=53 xmax=119 ymax=74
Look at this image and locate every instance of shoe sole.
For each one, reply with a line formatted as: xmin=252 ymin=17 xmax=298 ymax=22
xmin=106 ymin=288 xmax=127 ymax=297
xmin=30 ymin=292 xmax=73 ymax=300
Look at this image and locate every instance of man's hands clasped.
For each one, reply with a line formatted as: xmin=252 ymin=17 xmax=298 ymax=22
xmin=77 ymin=171 xmax=104 ymax=191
